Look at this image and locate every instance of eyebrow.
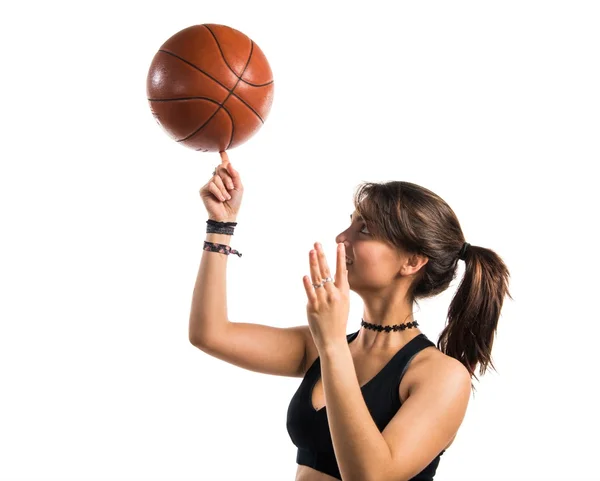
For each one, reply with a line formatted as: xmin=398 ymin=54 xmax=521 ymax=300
xmin=350 ymin=213 xmax=363 ymax=222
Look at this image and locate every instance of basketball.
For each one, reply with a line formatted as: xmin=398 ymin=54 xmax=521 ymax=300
xmin=146 ymin=24 xmax=274 ymax=152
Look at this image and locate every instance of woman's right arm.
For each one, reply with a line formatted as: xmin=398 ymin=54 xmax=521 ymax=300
xmin=188 ymin=152 xmax=311 ymax=378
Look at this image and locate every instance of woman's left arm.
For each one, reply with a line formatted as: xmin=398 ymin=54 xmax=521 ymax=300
xmin=320 ymin=343 xmax=471 ymax=481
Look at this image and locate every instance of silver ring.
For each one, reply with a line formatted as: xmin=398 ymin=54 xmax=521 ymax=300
xmin=312 ymin=277 xmax=334 ymax=289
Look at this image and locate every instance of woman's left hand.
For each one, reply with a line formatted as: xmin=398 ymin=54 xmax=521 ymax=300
xmin=303 ymin=242 xmax=350 ymax=353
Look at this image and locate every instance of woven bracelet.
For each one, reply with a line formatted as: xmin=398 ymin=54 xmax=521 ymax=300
xmin=203 ymin=241 xmax=242 ymax=257
xmin=206 ymin=219 xmax=237 ymax=236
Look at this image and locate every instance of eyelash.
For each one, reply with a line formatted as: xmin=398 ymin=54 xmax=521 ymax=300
xmin=349 ymin=217 xmax=370 ymax=235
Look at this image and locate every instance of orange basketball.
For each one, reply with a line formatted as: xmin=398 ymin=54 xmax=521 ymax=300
xmin=146 ymin=24 xmax=274 ymax=152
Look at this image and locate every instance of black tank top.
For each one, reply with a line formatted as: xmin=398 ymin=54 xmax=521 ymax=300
xmin=286 ymin=329 xmax=445 ymax=480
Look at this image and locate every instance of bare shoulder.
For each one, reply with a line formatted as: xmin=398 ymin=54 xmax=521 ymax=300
xmin=404 ymin=346 xmax=471 ymax=397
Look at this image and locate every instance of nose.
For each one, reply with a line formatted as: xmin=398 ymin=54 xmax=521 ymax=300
xmin=335 ymin=229 xmax=348 ymax=247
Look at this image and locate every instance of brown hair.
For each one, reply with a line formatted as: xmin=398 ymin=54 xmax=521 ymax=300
xmin=353 ymin=181 xmax=512 ymax=388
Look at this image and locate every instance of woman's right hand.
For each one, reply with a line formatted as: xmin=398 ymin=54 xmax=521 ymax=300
xmin=199 ymin=151 xmax=244 ymax=222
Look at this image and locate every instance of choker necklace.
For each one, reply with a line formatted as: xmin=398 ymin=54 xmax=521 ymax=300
xmin=361 ymin=318 xmax=419 ymax=332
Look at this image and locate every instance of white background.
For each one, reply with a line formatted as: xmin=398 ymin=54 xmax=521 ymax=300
xmin=1 ymin=1 xmax=598 ymax=480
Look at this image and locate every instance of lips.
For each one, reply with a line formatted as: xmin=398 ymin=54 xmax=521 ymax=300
xmin=345 ymin=256 xmax=353 ymax=265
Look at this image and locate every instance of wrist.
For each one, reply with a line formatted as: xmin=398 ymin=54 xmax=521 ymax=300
xmin=206 ymin=233 xmax=232 ymax=244
xmin=320 ymin=340 xmax=351 ymax=359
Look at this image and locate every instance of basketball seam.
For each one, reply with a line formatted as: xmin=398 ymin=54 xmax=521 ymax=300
xmin=203 ymin=24 xmax=242 ymax=77
xmin=179 ymin=41 xmax=253 ymax=149
xmin=203 ymin=24 xmax=274 ymax=88
xmin=164 ymin=97 xmax=224 ymax=143
xmin=148 ymin=42 xmax=253 ymax=150
xmin=157 ymin=49 xmax=266 ymax=123
xmin=149 ymin=96 xmax=217 ymax=102
xmin=218 ymin=43 xmax=255 ymax=149
xmin=147 ymin=97 xmax=233 ymax=149
xmin=198 ymin=104 xmax=234 ymax=152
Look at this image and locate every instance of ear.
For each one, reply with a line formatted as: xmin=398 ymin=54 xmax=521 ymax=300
xmin=400 ymin=253 xmax=429 ymax=277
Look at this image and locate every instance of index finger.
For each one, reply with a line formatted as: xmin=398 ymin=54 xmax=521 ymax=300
xmin=336 ymin=243 xmax=347 ymax=286
xmin=220 ymin=150 xmax=230 ymax=166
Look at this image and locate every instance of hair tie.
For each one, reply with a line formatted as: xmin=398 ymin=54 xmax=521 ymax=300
xmin=458 ymin=242 xmax=470 ymax=261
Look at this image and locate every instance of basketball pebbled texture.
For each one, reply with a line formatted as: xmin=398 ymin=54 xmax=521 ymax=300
xmin=147 ymin=24 xmax=274 ymax=152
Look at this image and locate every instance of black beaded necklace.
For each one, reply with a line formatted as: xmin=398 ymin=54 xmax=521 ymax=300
xmin=360 ymin=318 xmax=419 ymax=332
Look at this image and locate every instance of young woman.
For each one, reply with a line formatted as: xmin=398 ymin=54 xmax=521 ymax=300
xmin=190 ymin=152 xmax=511 ymax=481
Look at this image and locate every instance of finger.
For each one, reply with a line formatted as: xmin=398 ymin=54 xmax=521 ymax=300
xmin=212 ymin=175 xmax=231 ymax=200
xmin=214 ymin=166 xmax=235 ymax=190
xmin=335 ymin=243 xmax=348 ymax=288
xmin=220 ymin=151 xmax=230 ymax=166
xmin=303 ymin=275 xmax=318 ymax=305
xmin=208 ymin=182 xmax=228 ymax=202
xmin=314 ymin=242 xmax=334 ymax=291
xmin=226 ymin=163 xmax=242 ymax=190
xmin=309 ymin=249 xmax=326 ymax=298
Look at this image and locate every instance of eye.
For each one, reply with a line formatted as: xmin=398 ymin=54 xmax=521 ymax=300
xmin=359 ymin=223 xmax=370 ymax=235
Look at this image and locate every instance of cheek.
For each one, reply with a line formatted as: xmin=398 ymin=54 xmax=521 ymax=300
xmin=356 ymin=247 xmax=386 ymax=265
xmin=355 ymin=250 xmax=397 ymax=277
